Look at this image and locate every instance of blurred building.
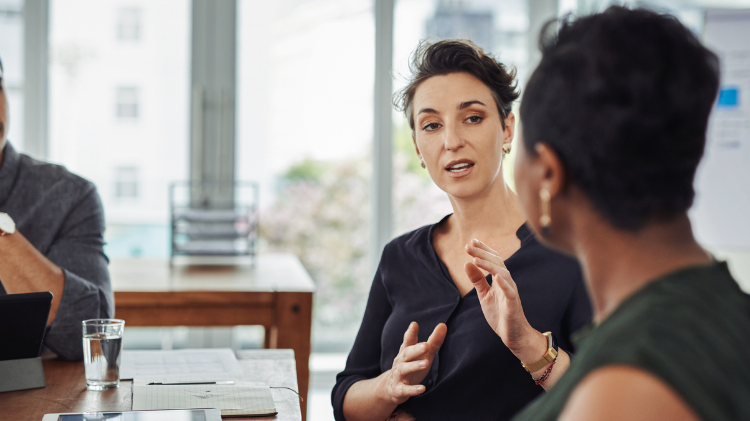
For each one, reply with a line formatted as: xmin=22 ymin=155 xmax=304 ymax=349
xmin=425 ymin=0 xmax=494 ymax=51
xmin=421 ymin=0 xmax=529 ymax=88
xmin=48 ymin=0 xmax=190 ymax=257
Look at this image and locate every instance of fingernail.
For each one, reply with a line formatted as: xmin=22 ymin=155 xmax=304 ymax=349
xmin=419 ymin=360 xmax=427 ymax=368
xmin=418 ymin=385 xmax=425 ymax=392
xmin=420 ymin=344 xmax=427 ymax=352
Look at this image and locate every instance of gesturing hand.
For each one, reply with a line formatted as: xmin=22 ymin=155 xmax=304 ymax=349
xmin=379 ymin=321 xmax=447 ymax=405
xmin=464 ymin=239 xmax=542 ymax=360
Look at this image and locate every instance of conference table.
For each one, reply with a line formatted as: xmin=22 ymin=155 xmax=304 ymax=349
xmin=109 ymin=253 xmax=315 ymax=420
xmin=1 ymin=349 xmax=302 ymax=421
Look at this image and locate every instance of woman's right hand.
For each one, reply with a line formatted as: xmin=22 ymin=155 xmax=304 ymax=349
xmin=464 ymin=239 xmax=547 ymax=365
xmin=378 ymin=321 xmax=447 ymax=405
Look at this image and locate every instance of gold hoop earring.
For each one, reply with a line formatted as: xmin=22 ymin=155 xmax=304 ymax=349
xmin=503 ymin=145 xmax=512 ymax=155
xmin=540 ymin=188 xmax=551 ymax=237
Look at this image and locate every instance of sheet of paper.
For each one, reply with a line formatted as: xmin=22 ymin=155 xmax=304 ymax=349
xmin=119 ymin=348 xmax=243 ymax=380
xmin=132 ymin=377 xmax=276 ymax=416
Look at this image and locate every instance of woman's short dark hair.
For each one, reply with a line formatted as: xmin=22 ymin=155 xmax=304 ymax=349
xmin=520 ymin=6 xmax=720 ymax=231
xmin=394 ymin=39 xmax=520 ymax=130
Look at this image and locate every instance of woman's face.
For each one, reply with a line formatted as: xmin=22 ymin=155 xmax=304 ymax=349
xmin=411 ymin=72 xmax=513 ymax=200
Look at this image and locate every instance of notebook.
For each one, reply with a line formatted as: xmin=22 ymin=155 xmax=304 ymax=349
xmin=132 ymin=376 xmax=277 ymax=417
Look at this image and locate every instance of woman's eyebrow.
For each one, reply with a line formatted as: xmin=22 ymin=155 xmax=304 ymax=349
xmin=417 ymin=107 xmax=439 ymax=116
xmin=459 ymin=100 xmax=486 ymax=109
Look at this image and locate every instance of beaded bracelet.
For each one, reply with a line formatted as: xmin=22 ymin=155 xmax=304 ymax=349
xmin=532 ymin=359 xmax=557 ymax=386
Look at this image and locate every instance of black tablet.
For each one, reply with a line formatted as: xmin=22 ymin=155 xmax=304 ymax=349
xmin=0 ymin=291 xmax=53 ymax=361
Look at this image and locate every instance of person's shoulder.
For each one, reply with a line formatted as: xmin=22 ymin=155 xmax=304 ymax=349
xmin=376 ymin=222 xmax=439 ymax=277
xmin=17 ymin=153 xmax=97 ymax=199
xmin=582 ymin=264 xmax=750 ymax=364
xmin=612 ymin=263 xmax=748 ymax=329
xmin=560 ymin=365 xmax=700 ymax=421
xmin=382 ymin=222 xmax=434 ymax=255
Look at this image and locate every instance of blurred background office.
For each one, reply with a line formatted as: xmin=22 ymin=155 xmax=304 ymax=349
xmin=0 ymin=0 xmax=748 ymax=419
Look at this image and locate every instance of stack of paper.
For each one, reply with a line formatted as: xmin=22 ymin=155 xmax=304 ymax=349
xmin=120 ymin=348 xmax=244 ymax=380
xmin=123 ymin=349 xmax=277 ymax=417
xmin=132 ymin=377 xmax=277 ymax=417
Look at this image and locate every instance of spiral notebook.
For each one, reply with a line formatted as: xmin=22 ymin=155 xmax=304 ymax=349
xmin=132 ymin=376 xmax=277 ymax=417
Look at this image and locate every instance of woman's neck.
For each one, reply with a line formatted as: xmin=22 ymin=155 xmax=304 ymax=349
xmin=573 ymin=212 xmax=713 ymax=324
xmin=444 ymin=180 xmax=526 ymax=247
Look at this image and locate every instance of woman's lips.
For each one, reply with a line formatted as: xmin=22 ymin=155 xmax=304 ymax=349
xmin=445 ymin=161 xmax=475 ymax=178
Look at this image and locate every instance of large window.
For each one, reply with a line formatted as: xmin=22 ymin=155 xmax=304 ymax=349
xmin=48 ymin=0 xmax=190 ymax=258
xmin=237 ymin=0 xmax=374 ymax=345
xmin=237 ymin=2 xmax=373 ymax=417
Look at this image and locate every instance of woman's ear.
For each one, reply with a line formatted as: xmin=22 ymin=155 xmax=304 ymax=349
xmin=503 ymin=112 xmax=516 ymax=144
xmin=534 ymin=143 xmax=566 ymax=198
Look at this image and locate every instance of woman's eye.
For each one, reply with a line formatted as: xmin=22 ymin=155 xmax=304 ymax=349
xmin=422 ymin=123 xmax=440 ymax=131
xmin=466 ymin=116 xmax=483 ymax=124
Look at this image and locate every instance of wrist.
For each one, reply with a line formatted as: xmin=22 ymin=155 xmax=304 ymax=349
xmin=376 ymin=370 xmax=404 ymax=405
xmin=512 ymin=327 xmax=548 ymax=367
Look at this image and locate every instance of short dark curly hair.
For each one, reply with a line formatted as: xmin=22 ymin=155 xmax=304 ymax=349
xmin=520 ymin=6 xmax=720 ymax=231
xmin=394 ymin=39 xmax=520 ymax=130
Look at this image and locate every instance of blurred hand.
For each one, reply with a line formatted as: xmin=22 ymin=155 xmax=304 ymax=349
xmin=464 ymin=239 xmax=544 ymax=361
xmin=378 ymin=321 xmax=447 ymax=405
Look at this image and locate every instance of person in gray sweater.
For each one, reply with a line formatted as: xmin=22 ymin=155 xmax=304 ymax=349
xmin=0 ymin=57 xmax=113 ymax=360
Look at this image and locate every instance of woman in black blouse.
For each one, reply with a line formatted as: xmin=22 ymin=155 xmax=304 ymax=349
xmin=331 ymin=40 xmax=591 ymax=421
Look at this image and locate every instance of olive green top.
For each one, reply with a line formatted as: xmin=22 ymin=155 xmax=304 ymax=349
xmin=513 ymin=262 xmax=750 ymax=421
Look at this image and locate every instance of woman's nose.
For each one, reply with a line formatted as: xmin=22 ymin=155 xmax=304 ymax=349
xmin=443 ymin=125 xmax=465 ymax=151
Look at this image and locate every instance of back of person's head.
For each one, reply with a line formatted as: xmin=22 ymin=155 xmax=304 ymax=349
xmin=520 ymin=6 xmax=720 ymax=230
xmin=394 ymin=39 xmax=520 ymax=130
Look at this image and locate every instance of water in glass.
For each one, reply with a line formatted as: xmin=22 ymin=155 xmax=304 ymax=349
xmin=83 ymin=332 xmax=123 ymax=390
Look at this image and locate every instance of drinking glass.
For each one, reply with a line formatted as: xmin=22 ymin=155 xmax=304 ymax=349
xmin=82 ymin=319 xmax=125 ymax=390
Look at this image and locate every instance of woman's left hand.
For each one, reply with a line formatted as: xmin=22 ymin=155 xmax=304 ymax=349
xmin=464 ymin=239 xmax=547 ymax=364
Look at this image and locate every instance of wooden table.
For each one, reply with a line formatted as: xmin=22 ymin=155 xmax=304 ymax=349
xmin=110 ymin=253 xmax=315 ymax=420
xmin=0 ymin=349 xmax=301 ymax=421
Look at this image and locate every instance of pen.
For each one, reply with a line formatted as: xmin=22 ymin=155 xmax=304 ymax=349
xmin=147 ymin=381 xmax=236 ymax=385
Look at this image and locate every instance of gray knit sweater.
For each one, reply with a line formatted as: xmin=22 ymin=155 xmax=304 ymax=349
xmin=0 ymin=142 xmax=113 ymax=360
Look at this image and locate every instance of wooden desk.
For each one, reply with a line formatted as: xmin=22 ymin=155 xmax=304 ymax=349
xmin=0 ymin=350 xmax=301 ymax=421
xmin=110 ymin=253 xmax=315 ymax=420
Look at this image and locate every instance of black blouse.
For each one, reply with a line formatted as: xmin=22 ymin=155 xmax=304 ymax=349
xmin=332 ymin=216 xmax=592 ymax=421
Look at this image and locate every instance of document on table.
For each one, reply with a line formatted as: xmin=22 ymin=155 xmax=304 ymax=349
xmin=119 ymin=348 xmax=244 ymax=380
xmin=132 ymin=376 xmax=277 ymax=417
